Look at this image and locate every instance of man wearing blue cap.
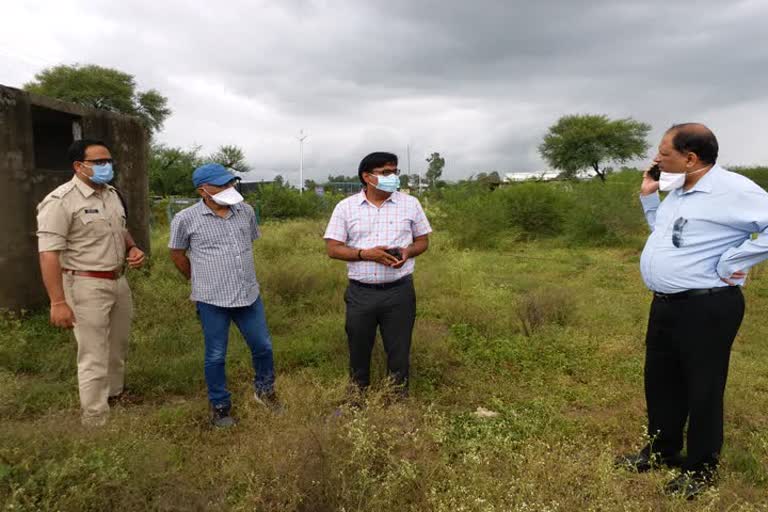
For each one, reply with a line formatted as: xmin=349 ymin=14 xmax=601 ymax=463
xmin=169 ymin=163 xmax=278 ymax=428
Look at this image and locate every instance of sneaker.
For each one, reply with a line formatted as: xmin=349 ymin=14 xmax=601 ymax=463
xmin=210 ymin=404 xmax=236 ymax=428
xmin=254 ymin=390 xmax=284 ymax=413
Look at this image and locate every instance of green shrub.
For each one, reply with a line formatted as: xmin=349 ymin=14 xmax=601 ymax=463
xmin=565 ymin=171 xmax=647 ymax=246
xmin=248 ymin=185 xmax=344 ymax=220
xmin=516 ymin=287 xmax=577 ymax=337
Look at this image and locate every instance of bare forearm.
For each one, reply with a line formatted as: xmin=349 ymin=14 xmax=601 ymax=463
xmin=407 ymin=237 xmax=429 ymax=258
xmin=326 ymin=242 xmax=363 ymax=262
xmin=39 ymin=252 xmax=66 ymax=303
xmin=124 ymin=230 xmax=138 ymax=250
xmin=170 ymin=251 xmax=191 ymax=279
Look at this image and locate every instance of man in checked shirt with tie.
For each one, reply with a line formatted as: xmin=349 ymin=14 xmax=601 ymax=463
xmin=616 ymin=124 xmax=768 ymax=499
xmin=324 ymin=152 xmax=432 ymax=400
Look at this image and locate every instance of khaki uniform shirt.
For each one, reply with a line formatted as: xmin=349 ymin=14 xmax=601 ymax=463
xmin=36 ymin=176 xmax=127 ymax=271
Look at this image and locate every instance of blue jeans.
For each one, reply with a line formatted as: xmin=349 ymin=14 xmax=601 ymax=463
xmin=196 ymin=297 xmax=275 ymax=407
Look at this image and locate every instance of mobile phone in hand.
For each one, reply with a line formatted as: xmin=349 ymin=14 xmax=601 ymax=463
xmin=648 ymin=164 xmax=661 ymax=181
xmin=384 ymin=248 xmax=402 ymax=260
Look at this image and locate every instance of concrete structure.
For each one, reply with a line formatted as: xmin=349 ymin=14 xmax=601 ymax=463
xmin=0 ymin=84 xmax=150 ymax=311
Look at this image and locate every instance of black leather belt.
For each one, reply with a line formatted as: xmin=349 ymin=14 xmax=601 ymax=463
xmin=653 ymin=286 xmax=740 ymax=301
xmin=349 ymin=275 xmax=412 ymax=290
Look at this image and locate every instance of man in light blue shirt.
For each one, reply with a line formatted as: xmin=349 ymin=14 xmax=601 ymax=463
xmin=617 ymin=123 xmax=768 ymax=499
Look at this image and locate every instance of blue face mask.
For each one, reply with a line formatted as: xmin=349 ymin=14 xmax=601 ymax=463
xmin=83 ymin=163 xmax=114 ymax=185
xmin=374 ymin=174 xmax=400 ymax=193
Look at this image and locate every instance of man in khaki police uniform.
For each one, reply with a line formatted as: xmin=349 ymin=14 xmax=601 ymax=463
xmin=36 ymin=139 xmax=145 ymax=426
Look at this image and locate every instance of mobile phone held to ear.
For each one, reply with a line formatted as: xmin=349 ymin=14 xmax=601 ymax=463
xmin=384 ymin=248 xmax=402 ymax=260
xmin=648 ymin=164 xmax=661 ymax=181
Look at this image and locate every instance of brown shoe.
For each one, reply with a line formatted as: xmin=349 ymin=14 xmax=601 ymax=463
xmin=108 ymin=389 xmax=143 ymax=407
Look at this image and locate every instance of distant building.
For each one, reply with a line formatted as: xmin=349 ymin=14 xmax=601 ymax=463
xmin=325 ymin=182 xmax=362 ymax=195
xmin=504 ymin=171 xmax=560 ymax=182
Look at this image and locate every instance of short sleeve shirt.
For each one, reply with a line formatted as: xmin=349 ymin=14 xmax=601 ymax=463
xmin=323 ymin=190 xmax=432 ymax=283
xmin=169 ymin=200 xmax=261 ymax=308
xmin=36 ymin=176 xmax=127 ymax=271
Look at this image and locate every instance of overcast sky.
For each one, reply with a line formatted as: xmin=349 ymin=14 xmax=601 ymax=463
xmin=2 ymin=0 xmax=767 ymax=183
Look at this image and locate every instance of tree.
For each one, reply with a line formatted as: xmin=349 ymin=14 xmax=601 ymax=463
xmin=538 ymin=114 xmax=650 ymax=182
xmin=475 ymin=171 xmax=502 ymax=189
xmin=24 ymin=64 xmax=171 ymax=133
xmin=148 ymin=143 xmax=202 ymax=196
xmin=425 ymin=152 xmax=445 ymax=188
xmin=326 ymin=174 xmax=359 ymax=183
xmin=208 ymin=144 xmax=251 ymax=173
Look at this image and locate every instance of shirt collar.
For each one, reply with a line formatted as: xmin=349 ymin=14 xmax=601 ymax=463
xmin=679 ymin=164 xmax=719 ymax=195
xmin=71 ymin=175 xmax=100 ymax=198
xmin=358 ymin=189 xmax=398 ymax=206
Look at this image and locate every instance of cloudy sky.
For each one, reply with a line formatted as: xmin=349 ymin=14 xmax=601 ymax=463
xmin=2 ymin=0 xmax=767 ymax=183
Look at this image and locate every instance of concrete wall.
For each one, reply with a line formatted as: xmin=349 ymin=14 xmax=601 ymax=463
xmin=0 ymin=84 xmax=150 ymax=311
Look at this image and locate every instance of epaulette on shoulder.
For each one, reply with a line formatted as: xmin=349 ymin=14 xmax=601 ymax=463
xmin=49 ymin=181 xmax=77 ymax=200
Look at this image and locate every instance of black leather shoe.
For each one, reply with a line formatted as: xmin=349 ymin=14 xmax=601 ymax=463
xmin=615 ymin=450 xmax=683 ymax=473
xmin=664 ymin=471 xmax=716 ymax=500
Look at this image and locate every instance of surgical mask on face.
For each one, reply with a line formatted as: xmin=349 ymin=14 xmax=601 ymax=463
xmin=79 ymin=162 xmax=114 ymax=184
xmin=206 ymin=186 xmax=244 ymax=206
xmin=374 ymin=174 xmax=400 ymax=193
xmin=658 ymin=166 xmax=709 ymax=192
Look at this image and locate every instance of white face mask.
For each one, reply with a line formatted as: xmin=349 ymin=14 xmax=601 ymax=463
xmin=206 ymin=187 xmax=244 ymax=206
xmin=658 ymin=166 xmax=710 ymax=192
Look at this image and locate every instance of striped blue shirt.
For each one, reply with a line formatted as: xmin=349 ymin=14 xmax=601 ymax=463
xmin=640 ymin=165 xmax=768 ymax=293
xmin=169 ymin=200 xmax=261 ymax=307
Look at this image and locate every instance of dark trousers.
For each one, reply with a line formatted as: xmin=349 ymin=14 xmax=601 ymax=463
xmin=344 ymin=276 xmax=416 ymax=390
xmin=644 ymin=287 xmax=744 ymax=472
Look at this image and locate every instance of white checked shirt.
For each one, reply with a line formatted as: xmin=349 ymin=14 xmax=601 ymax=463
xmin=323 ymin=190 xmax=432 ymax=283
xmin=169 ymin=200 xmax=261 ymax=307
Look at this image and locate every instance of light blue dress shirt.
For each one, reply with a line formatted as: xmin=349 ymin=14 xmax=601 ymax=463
xmin=640 ymin=165 xmax=768 ymax=293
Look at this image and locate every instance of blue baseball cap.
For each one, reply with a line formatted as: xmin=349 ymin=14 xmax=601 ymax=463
xmin=193 ymin=163 xmax=238 ymax=188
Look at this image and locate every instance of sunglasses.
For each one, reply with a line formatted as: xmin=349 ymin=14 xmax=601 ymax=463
xmin=672 ymin=217 xmax=687 ymax=248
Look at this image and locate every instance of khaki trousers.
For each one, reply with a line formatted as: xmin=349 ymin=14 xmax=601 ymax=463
xmin=63 ymin=273 xmax=133 ymax=424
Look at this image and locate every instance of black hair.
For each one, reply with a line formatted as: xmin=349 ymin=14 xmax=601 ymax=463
xmin=667 ymin=124 xmax=718 ymax=165
xmin=357 ymin=152 xmax=398 ymax=186
xmin=67 ymin=138 xmax=110 ymax=165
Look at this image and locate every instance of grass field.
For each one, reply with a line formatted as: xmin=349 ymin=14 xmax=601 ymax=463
xmin=2 ymin=219 xmax=768 ymax=511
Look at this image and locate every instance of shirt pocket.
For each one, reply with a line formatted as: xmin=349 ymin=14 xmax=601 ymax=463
xmin=75 ymin=210 xmax=111 ymax=236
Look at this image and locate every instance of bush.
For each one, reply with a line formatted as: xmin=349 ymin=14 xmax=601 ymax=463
xmin=499 ymin=182 xmax=568 ymax=238
xmin=516 ymin=287 xmax=576 ymax=337
xmin=248 ymin=184 xmax=344 ymax=220
xmin=565 ymin=170 xmax=647 ymax=246
xmin=437 ymin=182 xmax=569 ymax=249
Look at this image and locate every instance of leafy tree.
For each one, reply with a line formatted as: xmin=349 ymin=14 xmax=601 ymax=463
xmin=24 ymin=64 xmax=171 ymax=133
xmin=148 ymin=143 xmax=202 ymax=196
xmin=326 ymin=174 xmax=359 ymax=183
xmin=208 ymin=144 xmax=251 ymax=173
xmin=425 ymin=152 xmax=445 ymax=188
xmin=539 ymin=114 xmax=650 ymax=182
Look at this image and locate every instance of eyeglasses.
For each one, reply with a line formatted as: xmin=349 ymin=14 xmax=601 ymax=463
xmin=672 ymin=217 xmax=687 ymax=248
xmin=367 ymin=168 xmax=401 ymax=177
xmin=82 ymin=159 xmax=114 ymax=166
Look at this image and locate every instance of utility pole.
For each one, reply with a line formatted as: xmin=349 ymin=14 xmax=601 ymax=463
xmin=297 ymin=130 xmax=309 ymax=194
